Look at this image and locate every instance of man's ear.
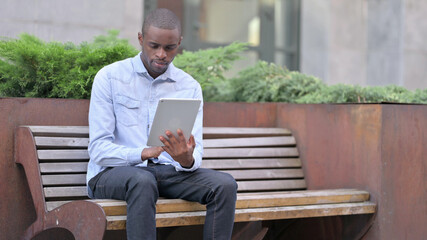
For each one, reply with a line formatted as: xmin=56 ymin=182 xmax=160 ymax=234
xmin=138 ymin=32 xmax=144 ymax=46
xmin=178 ymin=36 xmax=183 ymax=46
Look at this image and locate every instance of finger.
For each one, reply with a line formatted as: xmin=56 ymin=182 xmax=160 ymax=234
xmin=165 ymin=130 xmax=178 ymax=144
xmin=155 ymin=146 xmax=164 ymax=154
xmin=188 ymin=135 xmax=196 ymax=148
xmin=161 ymin=143 xmax=175 ymax=157
xmin=176 ymin=129 xmax=187 ymax=144
xmin=156 ymin=146 xmax=164 ymax=151
xmin=159 ymin=136 xmax=172 ymax=149
xmin=153 ymin=150 xmax=161 ymax=157
xmin=161 ymin=146 xmax=169 ymax=153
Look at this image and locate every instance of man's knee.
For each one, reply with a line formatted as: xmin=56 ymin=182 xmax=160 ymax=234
xmin=215 ymin=172 xmax=238 ymax=198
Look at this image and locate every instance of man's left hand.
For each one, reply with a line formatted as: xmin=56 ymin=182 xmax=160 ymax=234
xmin=159 ymin=129 xmax=195 ymax=168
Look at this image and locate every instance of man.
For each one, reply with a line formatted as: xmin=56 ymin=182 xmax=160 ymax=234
xmin=86 ymin=8 xmax=237 ymax=240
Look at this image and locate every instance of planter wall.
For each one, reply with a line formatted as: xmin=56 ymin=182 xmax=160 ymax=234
xmin=1 ymin=98 xmax=425 ymax=239
xmin=276 ymin=103 xmax=427 ymax=239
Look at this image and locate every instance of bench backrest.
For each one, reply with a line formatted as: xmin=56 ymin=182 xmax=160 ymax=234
xmin=18 ymin=126 xmax=306 ymax=212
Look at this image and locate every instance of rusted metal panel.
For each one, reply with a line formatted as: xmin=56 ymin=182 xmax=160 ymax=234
xmin=275 ymin=104 xmax=384 ymax=239
xmin=276 ymin=104 xmax=383 ymax=193
xmin=204 ymin=102 xmax=277 ymax=127
xmin=379 ymin=105 xmax=427 ymax=240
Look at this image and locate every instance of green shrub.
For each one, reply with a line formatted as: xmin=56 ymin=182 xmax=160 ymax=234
xmin=412 ymin=88 xmax=427 ymax=103
xmin=0 ymin=30 xmax=138 ymax=98
xmin=228 ymin=60 xmax=426 ymax=104
xmin=174 ymin=42 xmax=248 ymax=101
xmin=0 ymin=33 xmax=425 ymax=104
xmin=229 ymin=61 xmax=325 ymax=102
xmin=294 ymin=83 xmax=426 ymax=104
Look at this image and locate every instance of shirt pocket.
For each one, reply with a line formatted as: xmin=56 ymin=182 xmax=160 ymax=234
xmin=115 ymin=95 xmax=140 ymax=127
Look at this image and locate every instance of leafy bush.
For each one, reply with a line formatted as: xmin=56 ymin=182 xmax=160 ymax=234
xmin=174 ymin=42 xmax=247 ymax=101
xmin=412 ymin=88 xmax=427 ymax=103
xmin=228 ymin=61 xmax=427 ymax=104
xmin=0 ymin=30 xmax=138 ymax=98
xmin=229 ymin=61 xmax=325 ymax=102
xmin=0 ymin=32 xmax=425 ymax=104
xmin=294 ymin=82 xmax=427 ymax=104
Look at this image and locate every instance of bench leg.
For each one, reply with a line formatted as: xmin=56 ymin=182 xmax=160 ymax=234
xmin=232 ymin=221 xmax=269 ymax=240
xmin=22 ymin=220 xmax=43 ymax=240
xmin=22 ymin=201 xmax=107 ymax=240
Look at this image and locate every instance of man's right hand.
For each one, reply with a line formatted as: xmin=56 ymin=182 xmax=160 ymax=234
xmin=141 ymin=147 xmax=164 ymax=161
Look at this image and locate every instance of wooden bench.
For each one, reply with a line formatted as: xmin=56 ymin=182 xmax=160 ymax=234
xmin=15 ymin=126 xmax=376 ymax=239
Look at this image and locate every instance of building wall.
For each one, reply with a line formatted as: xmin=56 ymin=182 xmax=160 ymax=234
xmin=300 ymin=0 xmax=427 ymax=90
xmin=0 ymin=0 xmax=143 ymax=48
xmin=404 ymin=0 xmax=427 ymax=90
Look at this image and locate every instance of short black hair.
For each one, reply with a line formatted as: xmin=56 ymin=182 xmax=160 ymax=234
xmin=142 ymin=8 xmax=181 ymax=36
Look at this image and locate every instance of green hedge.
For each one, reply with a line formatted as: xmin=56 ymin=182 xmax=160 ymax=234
xmin=228 ymin=61 xmax=427 ymax=104
xmin=0 ymin=30 xmax=138 ymax=98
xmin=1 ymin=32 xmax=426 ymax=104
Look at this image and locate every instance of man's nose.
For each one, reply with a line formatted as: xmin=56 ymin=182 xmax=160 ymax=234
xmin=156 ymin=48 xmax=166 ymax=59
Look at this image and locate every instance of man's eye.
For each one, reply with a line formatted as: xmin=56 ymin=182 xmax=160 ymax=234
xmin=150 ymin=44 xmax=159 ymax=49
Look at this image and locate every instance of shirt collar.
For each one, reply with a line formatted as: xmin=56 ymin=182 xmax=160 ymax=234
xmin=131 ymin=52 xmax=177 ymax=82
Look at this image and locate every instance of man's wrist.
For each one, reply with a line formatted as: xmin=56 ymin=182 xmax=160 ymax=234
xmin=181 ymin=158 xmax=195 ymax=169
xmin=141 ymin=148 xmax=147 ymax=161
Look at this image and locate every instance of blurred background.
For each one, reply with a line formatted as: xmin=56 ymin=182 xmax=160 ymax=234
xmin=1 ymin=0 xmax=426 ymax=90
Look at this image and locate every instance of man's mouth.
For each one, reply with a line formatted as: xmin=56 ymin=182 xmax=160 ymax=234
xmin=153 ymin=60 xmax=167 ymax=67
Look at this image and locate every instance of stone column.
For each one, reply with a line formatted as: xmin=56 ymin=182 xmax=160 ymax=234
xmin=367 ymin=0 xmax=405 ymax=86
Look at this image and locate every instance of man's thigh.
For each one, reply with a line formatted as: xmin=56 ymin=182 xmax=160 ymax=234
xmin=92 ymin=166 xmax=157 ymax=200
xmin=154 ymin=165 xmax=236 ymax=204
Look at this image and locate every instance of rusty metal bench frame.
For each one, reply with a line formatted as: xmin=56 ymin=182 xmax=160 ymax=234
xmin=15 ymin=126 xmax=376 ymax=239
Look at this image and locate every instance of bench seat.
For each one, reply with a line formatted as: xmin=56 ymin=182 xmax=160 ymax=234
xmin=15 ymin=126 xmax=376 ymax=239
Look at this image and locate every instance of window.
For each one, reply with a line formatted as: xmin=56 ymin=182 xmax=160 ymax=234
xmin=153 ymin=0 xmax=300 ymax=71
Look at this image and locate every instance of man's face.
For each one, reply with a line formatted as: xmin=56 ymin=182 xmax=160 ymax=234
xmin=138 ymin=26 xmax=182 ymax=79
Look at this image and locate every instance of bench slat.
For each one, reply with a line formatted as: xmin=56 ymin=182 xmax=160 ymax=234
xmin=46 ymin=201 xmax=72 ymax=211
xmin=82 ymin=189 xmax=370 ymax=216
xmin=42 ymin=179 xmax=306 ymax=198
xmin=40 ymin=163 xmax=87 ymax=173
xmin=44 ymin=186 xmax=88 ymax=198
xmin=39 ymin=167 xmax=305 ymax=186
xmin=37 ymin=148 xmax=298 ymax=160
xmin=203 ymin=127 xmax=291 ymax=139
xmin=234 ymin=202 xmax=376 ymax=224
xmin=201 ymin=158 xmax=301 ymax=169
xmin=27 ymin=126 xmax=89 ymax=137
xmin=34 ymin=136 xmax=295 ymax=149
xmin=35 ymin=137 xmax=89 ymax=148
xmin=106 ymin=201 xmax=376 ymax=229
xmin=203 ymin=147 xmax=299 ymax=158
xmin=237 ymin=179 xmax=306 ymax=191
xmin=224 ymin=169 xmax=304 ymax=180
xmin=38 ymin=150 xmax=89 ymax=160
xmin=42 ymin=174 xmax=86 ymax=185
xmin=46 ymin=189 xmax=371 ymax=212
xmin=203 ymin=136 xmax=295 ymax=148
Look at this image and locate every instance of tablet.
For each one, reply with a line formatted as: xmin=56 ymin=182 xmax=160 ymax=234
xmin=147 ymin=98 xmax=201 ymax=146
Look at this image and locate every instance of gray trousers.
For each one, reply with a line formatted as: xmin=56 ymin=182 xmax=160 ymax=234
xmin=89 ymin=162 xmax=238 ymax=240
